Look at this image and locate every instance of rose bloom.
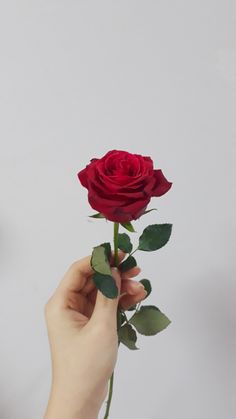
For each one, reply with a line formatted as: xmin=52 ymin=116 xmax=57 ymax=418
xmin=78 ymin=149 xmax=172 ymax=223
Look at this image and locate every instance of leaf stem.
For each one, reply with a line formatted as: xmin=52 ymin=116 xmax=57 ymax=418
xmin=129 ymin=247 xmax=138 ymax=258
xmin=135 ymin=301 xmax=141 ymax=313
xmin=122 ymin=310 xmax=130 ymax=324
xmin=128 ymin=302 xmax=142 ymax=323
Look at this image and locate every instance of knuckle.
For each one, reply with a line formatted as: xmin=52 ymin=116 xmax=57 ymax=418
xmin=67 ymin=255 xmax=92 ymax=274
xmin=44 ymin=299 xmax=53 ymax=316
xmin=68 ymin=260 xmax=83 ymax=274
xmin=44 ymin=294 xmax=59 ymax=317
xmin=69 ymin=260 xmax=79 ymax=270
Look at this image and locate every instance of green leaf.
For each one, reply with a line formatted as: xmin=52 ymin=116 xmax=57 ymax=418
xmin=92 ymin=272 xmax=118 ymax=298
xmin=89 ymin=212 xmax=105 ymax=218
xmin=100 ymin=242 xmax=112 ymax=262
xmin=139 ymin=279 xmax=152 ymax=299
xmin=138 ymin=224 xmax=172 ymax=251
xmin=117 ymin=233 xmax=133 ymax=253
xmin=119 ymin=256 xmax=137 ymax=272
xmin=121 ymin=222 xmax=136 ymax=233
xmin=118 ymin=323 xmax=139 ymax=350
xmin=142 ymin=208 xmax=158 ymax=216
xmin=91 ymin=245 xmax=111 ymax=275
xmin=130 ymin=305 xmax=171 ymax=336
xmin=127 ymin=304 xmax=137 ymax=311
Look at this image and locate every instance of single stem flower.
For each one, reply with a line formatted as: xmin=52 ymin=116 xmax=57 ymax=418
xmin=77 ymin=149 xmax=173 ymax=418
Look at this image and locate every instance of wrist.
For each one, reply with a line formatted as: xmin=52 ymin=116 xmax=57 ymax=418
xmin=44 ymin=384 xmax=100 ymax=419
xmin=44 ymin=403 xmax=99 ymax=419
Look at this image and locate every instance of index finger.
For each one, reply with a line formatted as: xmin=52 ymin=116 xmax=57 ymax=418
xmin=56 ymin=250 xmax=127 ymax=296
xmin=56 ymin=255 xmax=94 ymax=295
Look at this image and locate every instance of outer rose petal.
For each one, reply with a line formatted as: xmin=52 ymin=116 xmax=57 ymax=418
xmin=77 ymin=167 xmax=89 ymax=188
xmin=152 ymin=169 xmax=172 ymax=197
xmin=88 ymin=186 xmax=150 ymax=222
xmin=118 ymin=197 xmax=150 ymax=221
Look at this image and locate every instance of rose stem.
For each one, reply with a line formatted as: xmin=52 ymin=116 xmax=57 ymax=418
xmin=104 ymin=372 xmax=114 ymax=419
xmin=113 ymin=221 xmax=119 ymax=267
xmin=103 ymin=221 xmax=119 ymax=419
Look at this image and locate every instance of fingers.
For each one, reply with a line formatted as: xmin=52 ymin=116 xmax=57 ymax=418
xmin=83 ymin=265 xmax=141 ymax=296
xmin=82 ymin=250 xmax=129 ymax=295
xmin=119 ymin=278 xmax=147 ymax=310
xmin=54 ymin=250 xmax=142 ymax=313
xmin=88 ymin=275 xmax=146 ymax=315
xmin=110 ymin=250 xmax=126 ymax=266
xmin=66 ymin=292 xmax=93 ymax=318
xmin=57 ymin=250 xmax=126 ymax=294
xmin=121 ymin=266 xmax=141 ymax=279
xmin=119 ymin=287 xmax=147 ymax=310
xmin=55 ymin=255 xmax=94 ymax=295
xmin=120 ymin=278 xmax=145 ymax=296
xmin=85 ymin=260 xmax=141 ymax=296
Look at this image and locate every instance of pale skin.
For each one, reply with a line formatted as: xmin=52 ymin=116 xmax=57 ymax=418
xmin=44 ymin=250 xmax=147 ymax=419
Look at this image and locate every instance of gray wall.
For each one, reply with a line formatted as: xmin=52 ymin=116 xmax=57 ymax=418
xmin=0 ymin=1 xmax=235 ymax=418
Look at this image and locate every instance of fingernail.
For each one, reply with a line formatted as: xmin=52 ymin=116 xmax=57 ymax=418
xmin=119 ymin=292 xmax=128 ymax=298
xmin=136 ymin=283 xmax=145 ymax=290
xmin=111 ymin=267 xmax=119 ymax=274
xmin=130 ymin=283 xmax=145 ymax=295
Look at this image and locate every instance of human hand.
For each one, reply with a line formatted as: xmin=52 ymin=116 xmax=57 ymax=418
xmin=44 ymin=251 xmax=147 ymax=419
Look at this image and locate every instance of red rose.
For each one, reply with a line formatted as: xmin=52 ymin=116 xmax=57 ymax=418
xmin=77 ymin=149 xmax=172 ymax=223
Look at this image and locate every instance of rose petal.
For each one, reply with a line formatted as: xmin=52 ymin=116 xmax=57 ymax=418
xmin=77 ymin=167 xmax=88 ymax=188
xmin=152 ymin=169 xmax=172 ymax=197
xmin=121 ymin=197 xmax=150 ymax=218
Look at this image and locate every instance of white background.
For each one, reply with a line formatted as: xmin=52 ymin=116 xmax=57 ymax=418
xmin=0 ymin=1 xmax=236 ymax=418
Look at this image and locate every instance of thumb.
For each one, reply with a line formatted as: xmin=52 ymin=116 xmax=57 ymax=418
xmin=91 ymin=267 xmax=121 ymax=322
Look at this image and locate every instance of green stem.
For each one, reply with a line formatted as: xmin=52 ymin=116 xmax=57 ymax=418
xmin=113 ymin=222 xmax=119 ymax=267
xmin=103 ymin=371 xmax=114 ymax=419
xmin=103 ymin=222 xmax=119 ymax=419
